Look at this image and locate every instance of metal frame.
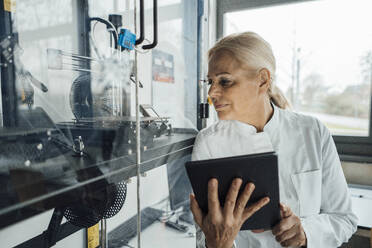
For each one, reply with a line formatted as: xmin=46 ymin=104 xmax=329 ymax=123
xmin=75 ymin=0 xmax=90 ymax=58
xmin=0 ymin=0 xmax=17 ymax=127
xmin=197 ymin=0 xmax=205 ymax=130
xmin=216 ymin=0 xmax=372 ymax=162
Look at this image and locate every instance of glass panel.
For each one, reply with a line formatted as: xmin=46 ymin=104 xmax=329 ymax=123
xmin=134 ymin=0 xmax=198 ymax=246
xmin=123 ymin=158 xmax=196 ymax=248
xmin=0 ymin=0 xmax=136 ymax=232
xmin=17 ymin=0 xmax=73 ymax=32
xmin=225 ymin=0 xmax=372 ymax=136
xmin=0 ymin=0 xmax=197 ymax=246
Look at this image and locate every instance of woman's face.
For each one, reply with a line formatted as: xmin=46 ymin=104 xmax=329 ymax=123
xmin=207 ymin=51 xmax=270 ymax=122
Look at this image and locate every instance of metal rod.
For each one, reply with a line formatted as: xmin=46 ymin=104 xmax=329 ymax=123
xmin=60 ymin=51 xmax=99 ymax=62
xmin=135 ymin=0 xmax=142 ymax=247
xmin=62 ymin=62 xmax=82 ymax=67
xmin=58 ymin=67 xmax=97 ymax=73
xmin=70 ymin=57 xmax=91 ymax=63
xmin=100 ymin=219 xmax=107 ymax=248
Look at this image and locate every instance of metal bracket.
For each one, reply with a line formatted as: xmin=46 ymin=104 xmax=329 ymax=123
xmin=199 ymin=103 xmax=209 ymax=119
xmin=43 ymin=208 xmax=65 ymax=248
xmin=0 ymin=35 xmax=15 ymax=64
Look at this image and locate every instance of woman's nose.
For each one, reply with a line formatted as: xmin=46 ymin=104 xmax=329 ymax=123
xmin=208 ymin=82 xmax=221 ymax=100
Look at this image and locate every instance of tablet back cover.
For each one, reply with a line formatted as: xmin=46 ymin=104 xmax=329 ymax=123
xmin=185 ymin=152 xmax=280 ymax=230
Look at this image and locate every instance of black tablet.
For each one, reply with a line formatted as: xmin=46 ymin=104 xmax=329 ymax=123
xmin=185 ymin=152 xmax=280 ymax=230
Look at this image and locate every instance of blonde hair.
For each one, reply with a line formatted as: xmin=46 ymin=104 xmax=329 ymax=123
xmin=208 ymin=32 xmax=290 ymax=109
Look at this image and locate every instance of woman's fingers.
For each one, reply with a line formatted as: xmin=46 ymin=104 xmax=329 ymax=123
xmin=272 ymin=215 xmax=298 ymax=236
xmin=279 ymin=232 xmax=306 ymax=247
xmin=207 ymin=178 xmax=220 ymax=215
xmin=280 ymin=203 xmax=293 ymax=219
xmin=275 ymin=223 xmax=298 ymax=243
xmin=234 ymin=183 xmax=255 ymax=216
xmin=223 ymin=178 xmax=243 ymax=216
xmin=190 ymin=194 xmax=203 ymax=227
xmin=272 ymin=205 xmax=307 ymax=247
xmin=242 ymin=196 xmax=270 ymax=221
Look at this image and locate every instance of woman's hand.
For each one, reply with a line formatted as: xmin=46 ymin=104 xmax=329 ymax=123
xmin=190 ymin=178 xmax=270 ymax=248
xmin=272 ymin=203 xmax=307 ymax=247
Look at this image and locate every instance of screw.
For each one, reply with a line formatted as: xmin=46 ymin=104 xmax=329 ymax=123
xmin=37 ymin=143 xmax=43 ymax=150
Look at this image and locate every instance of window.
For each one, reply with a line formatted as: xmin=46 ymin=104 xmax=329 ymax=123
xmin=218 ymin=0 xmax=372 ymax=160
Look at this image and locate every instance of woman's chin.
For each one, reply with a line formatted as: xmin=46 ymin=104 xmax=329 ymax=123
xmin=217 ymin=112 xmax=233 ymax=120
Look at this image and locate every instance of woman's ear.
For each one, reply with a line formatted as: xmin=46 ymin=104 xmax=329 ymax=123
xmin=258 ymin=68 xmax=271 ymax=91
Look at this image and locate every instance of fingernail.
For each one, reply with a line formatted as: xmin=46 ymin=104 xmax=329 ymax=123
xmin=265 ymin=197 xmax=270 ymax=203
xmin=208 ymin=179 xmax=214 ymax=186
xmin=235 ymin=178 xmax=242 ymax=185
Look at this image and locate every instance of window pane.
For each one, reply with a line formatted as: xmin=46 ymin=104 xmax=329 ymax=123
xmin=225 ymin=0 xmax=372 ymax=136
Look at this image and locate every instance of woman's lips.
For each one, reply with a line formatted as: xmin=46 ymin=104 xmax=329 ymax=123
xmin=214 ymin=104 xmax=229 ymax=110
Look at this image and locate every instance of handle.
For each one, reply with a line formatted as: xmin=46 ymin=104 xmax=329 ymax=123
xmin=142 ymin=0 xmax=158 ymax=50
xmin=135 ymin=0 xmax=145 ymax=45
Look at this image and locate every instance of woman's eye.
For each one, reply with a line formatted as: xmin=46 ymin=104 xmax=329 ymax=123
xmin=219 ymin=79 xmax=232 ymax=87
xmin=207 ymin=79 xmax=213 ymax=85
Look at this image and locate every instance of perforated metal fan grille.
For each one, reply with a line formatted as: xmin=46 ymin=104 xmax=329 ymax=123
xmin=103 ymin=181 xmax=127 ymax=218
xmin=64 ymin=205 xmax=101 ymax=228
xmin=64 ymin=181 xmax=127 ymax=228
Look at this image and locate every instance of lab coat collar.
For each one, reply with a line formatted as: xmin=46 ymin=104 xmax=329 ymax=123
xmin=263 ymin=103 xmax=279 ymax=134
xmin=229 ymin=103 xmax=279 ymax=135
xmin=217 ymin=102 xmax=279 ymax=135
xmin=229 ymin=120 xmax=257 ymax=135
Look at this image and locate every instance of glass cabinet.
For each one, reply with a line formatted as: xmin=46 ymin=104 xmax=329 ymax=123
xmin=0 ymin=0 xmax=202 ymax=247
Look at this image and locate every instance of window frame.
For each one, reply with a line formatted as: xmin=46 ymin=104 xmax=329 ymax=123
xmin=216 ymin=0 xmax=372 ymax=162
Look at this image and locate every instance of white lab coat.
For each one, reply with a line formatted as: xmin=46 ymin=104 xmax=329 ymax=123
xmin=192 ymin=104 xmax=357 ymax=248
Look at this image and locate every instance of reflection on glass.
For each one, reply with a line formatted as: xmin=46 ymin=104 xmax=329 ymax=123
xmin=16 ymin=0 xmax=73 ymax=32
xmin=225 ymin=0 xmax=372 ymax=136
xmin=0 ymin=2 xmax=197 ymax=243
xmin=1 ymin=0 xmax=137 ymax=228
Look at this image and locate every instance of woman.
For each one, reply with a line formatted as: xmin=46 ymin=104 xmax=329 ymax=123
xmin=190 ymin=32 xmax=357 ymax=248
